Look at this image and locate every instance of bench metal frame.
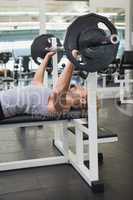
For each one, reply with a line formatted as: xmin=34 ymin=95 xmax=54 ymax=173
xmin=53 ymin=72 xmax=116 ymax=186
xmin=0 ymin=120 xmax=69 ymax=171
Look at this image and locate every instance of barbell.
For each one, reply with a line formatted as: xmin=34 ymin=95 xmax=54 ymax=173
xmin=31 ymin=13 xmax=119 ymax=78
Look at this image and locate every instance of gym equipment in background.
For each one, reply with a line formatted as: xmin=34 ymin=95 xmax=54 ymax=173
xmin=0 ymin=52 xmax=14 ymax=90
xmin=98 ymin=58 xmax=120 ymax=87
xmin=115 ymin=51 xmax=133 ymax=105
xmin=22 ymin=56 xmax=31 ymax=72
xmin=0 ymin=52 xmax=12 ymax=64
xmin=13 ymin=55 xmax=35 ymax=86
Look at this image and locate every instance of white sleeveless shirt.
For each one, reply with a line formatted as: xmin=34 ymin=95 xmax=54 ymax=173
xmin=0 ymin=85 xmax=52 ymax=118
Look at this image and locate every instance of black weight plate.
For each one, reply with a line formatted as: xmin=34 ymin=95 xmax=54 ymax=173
xmin=78 ymin=28 xmax=109 ymax=50
xmin=64 ymin=13 xmax=119 ymax=73
xmin=31 ymin=34 xmax=63 ymax=66
xmin=81 ymin=44 xmax=119 ymax=72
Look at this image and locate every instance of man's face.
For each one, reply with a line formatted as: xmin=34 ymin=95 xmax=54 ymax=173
xmin=70 ymin=85 xmax=87 ymax=109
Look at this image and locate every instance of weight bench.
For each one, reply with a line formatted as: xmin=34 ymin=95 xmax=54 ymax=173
xmin=66 ymin=125 xmax=118 ymax=163
xmin=0 ymin=110 xmax=116 ymax=193
xmin=68 ymin=125 xmax=118 ymax=144
xmin=0 ymin=73 xmax=118 ymax=193
xmin=0 ymin=110 xmax=87 ymax=171
xmin=0 ymin=110 xmax=87 ymax=126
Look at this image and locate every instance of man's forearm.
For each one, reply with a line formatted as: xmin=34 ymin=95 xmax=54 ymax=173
xmin=53 ymin=60 xmax=74 ymax=94
xmin=33 ymin=55 xmax=50 ymax=85
xmin=54 ymin=50 xmax=78 ymax=94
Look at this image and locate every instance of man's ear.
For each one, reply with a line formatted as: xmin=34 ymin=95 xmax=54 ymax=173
xmin=70 ymin=84 xmax=76 ymax=89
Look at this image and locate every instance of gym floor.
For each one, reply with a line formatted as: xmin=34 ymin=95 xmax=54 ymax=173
xmin=0 ymin=99 xmax=132 ymax=200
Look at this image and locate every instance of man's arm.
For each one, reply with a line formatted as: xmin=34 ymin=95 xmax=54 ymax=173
xmin=53 ymin=50 xmax=78 ymax=94
xmin=32 ymin=52 xmax=56 ymax=86
xmin=50 ymin=59 xmax=74 ymax=112
xmin=52 ymin=50 xmax=79 ymax=111
xmin=53 ymin=60 xmax=74 ymax=94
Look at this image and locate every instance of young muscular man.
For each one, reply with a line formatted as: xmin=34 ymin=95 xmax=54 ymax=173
xmin=0 ymin=50 xmax=87 ymax=120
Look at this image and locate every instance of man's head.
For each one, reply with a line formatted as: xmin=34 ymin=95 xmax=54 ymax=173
xmin=69 ymin=85 xmax=87 ymax=109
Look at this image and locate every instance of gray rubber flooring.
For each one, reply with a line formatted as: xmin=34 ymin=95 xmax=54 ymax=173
xmin=0 ymin=99 xmax=132 ymax=199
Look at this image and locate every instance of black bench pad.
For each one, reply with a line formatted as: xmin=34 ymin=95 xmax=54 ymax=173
xmin=0 ymin=110 xmax=87 ymax=125
xmin=68 ymin=126 xmax=118 ymax=140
